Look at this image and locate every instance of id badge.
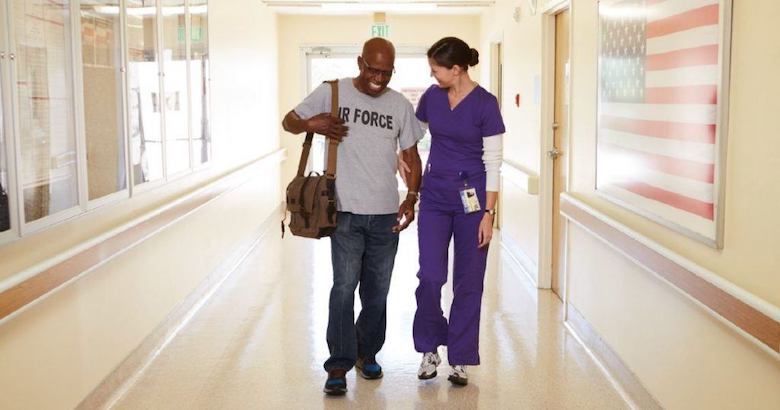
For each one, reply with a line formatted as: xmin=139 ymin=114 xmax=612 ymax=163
xmin=459 ymin=186 xmax=481 ymax=214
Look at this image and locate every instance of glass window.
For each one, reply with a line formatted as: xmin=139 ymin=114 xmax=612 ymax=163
xmin=1 ymin=51 xmax=9 ymax=233
xmin=13 ymin=0 xmax=79 ymax=222
xmin=190 ymin=0 xmax=209 ymax=166
xmin=388 ymin=55 xmax=434 ymax=165
xmin=127 ymin=0 xmax=163 ymax=185
xmin=81 ymin=0 xmax=127 ymax=200
xmin=161 ymin=0 xmax=189 ymax=175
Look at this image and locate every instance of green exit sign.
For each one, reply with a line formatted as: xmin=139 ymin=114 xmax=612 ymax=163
xmin=371 ymin=24 xmax=390 ymax=38
xmin=178 ymin=27 xmax=204 ymax=42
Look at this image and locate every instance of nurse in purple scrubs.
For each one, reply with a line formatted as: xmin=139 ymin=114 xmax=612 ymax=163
xmin=412 ymin=37 xmax=505 ymax=386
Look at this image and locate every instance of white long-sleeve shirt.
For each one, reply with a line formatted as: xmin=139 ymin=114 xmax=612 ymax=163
xmin=483 ymin=134 xmax=503 ymax=192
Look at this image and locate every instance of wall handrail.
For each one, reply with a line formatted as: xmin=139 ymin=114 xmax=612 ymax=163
xmin=0 ymin=149 xmax=286 ymax=324
xmin=502 ymin=160 xmax=539 ymax=195
xmin=560 ymin=193 xmax=780 ymax=359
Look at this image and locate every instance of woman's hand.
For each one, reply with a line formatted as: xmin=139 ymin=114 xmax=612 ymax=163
xmin=477 ymin=213 xmax=494 ymax=248
xmin=397 ymin=152 xmax=411 ymax=184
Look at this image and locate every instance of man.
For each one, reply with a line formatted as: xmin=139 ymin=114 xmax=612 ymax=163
xmin=282 ymin=38 xmax=423 ymax=396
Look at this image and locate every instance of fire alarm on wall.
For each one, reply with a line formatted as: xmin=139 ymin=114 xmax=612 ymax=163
xmin=515 ymin=93 xmax=521 ymax=107
xmin=512 ymin=7 xmax=521 ymax=22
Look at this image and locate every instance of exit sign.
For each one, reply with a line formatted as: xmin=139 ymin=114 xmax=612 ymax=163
xmin=178 ymin=27 xmax=203 ymax=42
xmin=371 ymin=24 xmax=390 ymax=38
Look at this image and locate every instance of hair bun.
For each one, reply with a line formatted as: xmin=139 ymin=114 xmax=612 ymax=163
xmin=469 ymin=48 xmax=480 ymax=66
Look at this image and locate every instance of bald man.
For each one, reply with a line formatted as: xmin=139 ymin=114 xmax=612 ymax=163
xmin=282 ymin=38 xmax=423 ymax=396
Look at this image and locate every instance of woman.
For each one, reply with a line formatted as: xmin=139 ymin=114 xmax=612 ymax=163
xmin=412 ymin=37 xmax=505 ymax=386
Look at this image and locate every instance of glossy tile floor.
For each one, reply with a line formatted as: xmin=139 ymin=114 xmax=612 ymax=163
xmin=114 ymin=226 xmax=628 ymax=409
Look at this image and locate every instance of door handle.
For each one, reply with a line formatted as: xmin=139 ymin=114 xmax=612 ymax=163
xmin=552 ymin=122 xmax=559 ymax=130
xmin=547 ymin=148 xmax=562 ymax=160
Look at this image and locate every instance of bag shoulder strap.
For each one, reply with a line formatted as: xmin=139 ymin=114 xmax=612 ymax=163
xmin=324 ymin=80 xmax=339 ymax=178
xmin=296 ymin=80 xmax=340 ymax=178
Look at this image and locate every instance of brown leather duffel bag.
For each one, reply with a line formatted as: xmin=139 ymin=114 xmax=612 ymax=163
xmin=282 ymin=80 xmax=340 ymax=239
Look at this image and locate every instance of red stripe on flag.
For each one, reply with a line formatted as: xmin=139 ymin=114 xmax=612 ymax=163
xmin=647 ymin=45 xmax=719 ymax=70
xmin=600 ymin=115 xmax=716 ymax=144
xmin=617 ymin=181 xmax=714 ymax=219
xmin=600 ymin=143 xmax=715 ymax=183
xmin=645 ymin=85 xmax=718 ymax=104
xmin=646 ymin=4 xmax=719 ymax=39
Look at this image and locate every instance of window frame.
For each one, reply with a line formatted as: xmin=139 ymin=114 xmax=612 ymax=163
xmin=0 ymin=0 xmax=19 ymax=246
xmin=0 ymin=0 xmax=211 ymax=245
xmin=6 ymin=0 xmax=82 ymax=236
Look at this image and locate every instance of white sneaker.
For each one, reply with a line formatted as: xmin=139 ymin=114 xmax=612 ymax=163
xmin=417 ymin=352 xmax=441 ymax=380
xmin=447 ymin=365 xmax=468 ymax=386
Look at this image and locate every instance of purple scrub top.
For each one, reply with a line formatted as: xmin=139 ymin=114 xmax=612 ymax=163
xmin=416 ymin=84 xmax=505 ymax=174
xmin=416 ymin=84 xmax=505 ymax=211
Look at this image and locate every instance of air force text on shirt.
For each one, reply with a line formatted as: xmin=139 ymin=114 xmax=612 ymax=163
xmin=339 ymin=107 xmax=394 ymax=130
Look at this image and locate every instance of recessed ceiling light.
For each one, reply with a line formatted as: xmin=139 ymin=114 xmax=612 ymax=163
xmin=321 ymin=3 xmax=437 ymax=12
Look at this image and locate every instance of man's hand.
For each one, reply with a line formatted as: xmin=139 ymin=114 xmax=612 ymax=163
xmin=307 ymin=113 xmax=348 ymax=141
xmin=392 ymin=197 xmax=416 ymax=233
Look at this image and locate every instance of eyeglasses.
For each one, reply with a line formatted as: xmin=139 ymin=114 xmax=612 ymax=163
xmin=361 ymin=59 xmax=395 ymax=78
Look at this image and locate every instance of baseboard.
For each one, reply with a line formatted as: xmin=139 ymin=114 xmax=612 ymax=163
xmin=76 ymin=203 xmax=282 ymax=410
xmin=499 ymin=231 xmax=539 ymax=289
xmin=565 ymin=302 xmax=663 ymax=410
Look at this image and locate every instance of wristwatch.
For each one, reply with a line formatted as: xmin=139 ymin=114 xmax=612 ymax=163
xmin=485 ymin=208 xmax=496 ymax=216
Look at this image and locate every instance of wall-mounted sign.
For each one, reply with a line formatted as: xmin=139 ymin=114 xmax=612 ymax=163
xmin=371 ymin=23 xmax=390 ymax=38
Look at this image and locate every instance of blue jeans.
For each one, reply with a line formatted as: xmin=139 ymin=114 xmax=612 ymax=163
xmin=324 ymin=212 xmax=399 ymax=371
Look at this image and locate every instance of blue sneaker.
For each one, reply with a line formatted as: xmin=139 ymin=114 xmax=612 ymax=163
xmin=356 ymin=356 xmax=383 ymax=379
xmin=323 ymin=368 xmax=347 ymax=395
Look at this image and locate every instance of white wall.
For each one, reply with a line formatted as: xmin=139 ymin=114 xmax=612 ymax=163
xmin=481 ymin=2 xmax=544 ymax=282
xmin=565 ymin=0 xmax=780 ymax=406
xmin=0 ymin=2 xmax=280 ymax=408
xmin=211 ymin=3 xmax=279 ymax=168
xmin=482 ymin=0 xmax=780 ymax=407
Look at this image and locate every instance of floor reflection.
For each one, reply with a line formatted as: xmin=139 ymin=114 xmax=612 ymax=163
xmin=115 ymin=225 xmax=628 ymax=409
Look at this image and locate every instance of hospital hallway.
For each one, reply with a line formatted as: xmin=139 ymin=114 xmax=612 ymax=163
xmin=109 ymin=224 xmax=626 ymax=409
xmin=2 ymin=0 xmax=779 ymax=408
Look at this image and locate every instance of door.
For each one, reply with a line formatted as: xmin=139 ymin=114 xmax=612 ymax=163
xmin=490 ymin=41 xmax=503 ymax=228
xmin=551 ymin=9 xmax=570 ymax=299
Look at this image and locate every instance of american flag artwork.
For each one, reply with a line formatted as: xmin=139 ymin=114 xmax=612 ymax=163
xmin=596 ymin=0 xmax=729 ymax=243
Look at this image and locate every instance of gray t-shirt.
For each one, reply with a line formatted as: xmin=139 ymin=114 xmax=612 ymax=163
xmin=294 ymin=78 xmax=423 ymax=215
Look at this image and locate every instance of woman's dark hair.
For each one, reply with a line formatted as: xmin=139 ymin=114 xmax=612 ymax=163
xmin=427 ymin=37 xmax=479 ymax=70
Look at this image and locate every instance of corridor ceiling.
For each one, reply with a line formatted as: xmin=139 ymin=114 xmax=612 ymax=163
xmin=260 ymin=0 xmax=494 ymax=15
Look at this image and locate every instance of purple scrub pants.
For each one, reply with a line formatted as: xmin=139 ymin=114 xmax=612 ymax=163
xmin=413 ymin=170 xmax=489 ymax=365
